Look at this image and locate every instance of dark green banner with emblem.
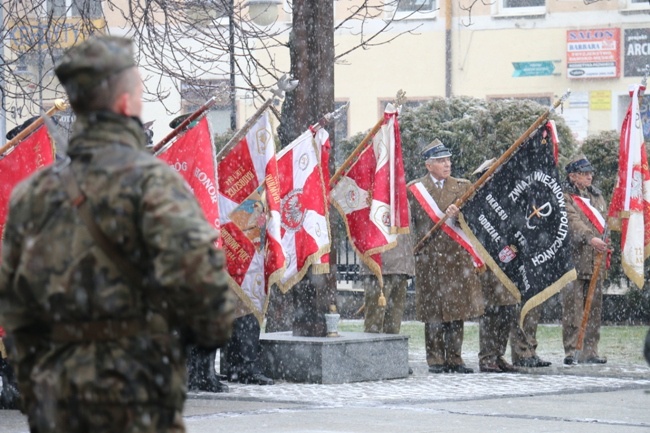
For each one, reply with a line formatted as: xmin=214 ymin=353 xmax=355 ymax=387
xmin=459 ymin=122 xmax=577 ymax=324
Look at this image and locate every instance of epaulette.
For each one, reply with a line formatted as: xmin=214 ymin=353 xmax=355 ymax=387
xmin=456 ymin=178 xmax=471 ymax=184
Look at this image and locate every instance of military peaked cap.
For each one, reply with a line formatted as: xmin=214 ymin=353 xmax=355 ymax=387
xmin=565 ymin=154 xmax=594 ymax=173
xmin=421 ymin=138 xmax=452 ymax=160
xmin=6 ymin=116 xmax=39 ymax=140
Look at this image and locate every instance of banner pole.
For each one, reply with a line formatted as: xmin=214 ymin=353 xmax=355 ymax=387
xmin=152 ymin=97 xmax=217 ymax=154
xmin=329 ymin=116 xmax=383 ymax=187
xmin=575 ymin=224 xmax=609 ymax=360
xmin=413 ymin=90 xmax=571 ymax=255
xmin=0 ymin=99 xmax=67 ymax=156
xmin=215 ymin=75 xmax=298 ymax=163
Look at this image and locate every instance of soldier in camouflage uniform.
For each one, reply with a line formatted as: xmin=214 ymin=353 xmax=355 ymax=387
xmin=0 ymin=36 xmax=234 ymax=433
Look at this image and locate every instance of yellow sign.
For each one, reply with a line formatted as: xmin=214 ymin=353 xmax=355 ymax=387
xmin=8 ymin=17 xmax=106 ymax=51
xmin=590 ymin=90 xmax=611 ymax=110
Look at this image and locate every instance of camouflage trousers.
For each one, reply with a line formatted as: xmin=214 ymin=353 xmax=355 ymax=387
xmin=25 ymin=401 xmax=185 ymax=433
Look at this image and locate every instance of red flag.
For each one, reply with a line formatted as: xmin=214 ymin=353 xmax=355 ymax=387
xmin=330 ymin=104 xmax=409 ymax=285
xmin=607 ymin=84 xmax=650 ymax=288
xmin=156 ymin=116 xmax=221 ymax=245
xmin=0 ymin=125 xmax=55 ymax=244
xmin=276 ymin=129 xmax=331 ymax=291
xmin=217 ymin=111 xmax=285 ymax=322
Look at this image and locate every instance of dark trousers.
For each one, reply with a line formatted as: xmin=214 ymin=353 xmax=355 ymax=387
xmin=425 ymin=320 xmax=464 ymax=367
xmin=222 ymin=314 xmax=262 ymax=378
xmin=479 ymin=304 xmax=516 ymax=365
xmin=510 ymin=305 xmax=540 ymax=363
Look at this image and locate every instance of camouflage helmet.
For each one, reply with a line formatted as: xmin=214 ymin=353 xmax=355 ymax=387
xmin=55 ymin=36 xmax=136 ymax=96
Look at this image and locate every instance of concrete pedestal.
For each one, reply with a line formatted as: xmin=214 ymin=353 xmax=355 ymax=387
xmin=260 ymin=331 xmax=409 ymax=384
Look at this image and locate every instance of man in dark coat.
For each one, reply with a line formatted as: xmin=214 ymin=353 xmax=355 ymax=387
xmin=562 ymin=155 xmax=608 ymax=365
xmin=408 ymin=139 xmax=484 ymax=374
xmin=0 ymin=36 xmax=234 ymax=433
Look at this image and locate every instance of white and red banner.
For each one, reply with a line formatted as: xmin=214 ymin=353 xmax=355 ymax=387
xmin=156 ymin=116 xmax=221 ymax=245
xmin=330 ymin=104 xmax=409 ymax=285
xmin=276 ymin=128 xmax=331 ymax=292
xmin=571 ymin=195 xmax=606 ymax=235
xmin=0 ymin=125 xmax=55 ymax=246
xmin=409 ymin=182 xmax=485 ymax=268
xmin=217 ymin=111 xmax=285 ymax=321
xmin=608 ymin=84 xmax=650 ymax=288
xmin=312 ymin=127 xmax=331 ymax=270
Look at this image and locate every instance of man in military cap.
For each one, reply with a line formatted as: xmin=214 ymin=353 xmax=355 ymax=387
xmin=0 ymin=36 xmax=234 ymax=433
xmin=407 ymin=139 xmax=484 ymax=374
xmin=561 ymin=154 xmax=608 ymax=365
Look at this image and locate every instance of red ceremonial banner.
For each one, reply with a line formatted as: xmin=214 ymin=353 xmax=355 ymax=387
xmin=0 ymin=125 xmax=55 ymax=246
xmin=156 ymin=117 xmax=221 ymax=245
xmin=330 ymin=104 xmax=409 ymax=285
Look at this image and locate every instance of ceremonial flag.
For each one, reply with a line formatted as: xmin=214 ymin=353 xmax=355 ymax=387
xmin=0 ymin=125 xmax=55 ymax=244
xmin=217 ymin=111 xmax=285 ymax=322
xmin=459 ymin=122 xmax=577 ymax=323
xmin=312 ymin=127 xmax=331 ymax=269
xmin=330 ymin=104 xmax=409 ymax=285
xmin=608 ymin=84 xmax=650 ymax=288
xmin=276 ymin=128 xmax=331 ymax=291
xmin=156 ymin=116 xmax=221 ymax=244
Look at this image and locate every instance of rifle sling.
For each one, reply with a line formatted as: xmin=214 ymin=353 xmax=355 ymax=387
xmin=59 ymin=165 xmax=145 ymax=293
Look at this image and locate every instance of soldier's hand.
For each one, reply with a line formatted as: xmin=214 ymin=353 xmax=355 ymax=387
xmin=446 ymin=204 xmax=460 ymax=219
xmin=590 ymin=237 xmax=608 ymax=253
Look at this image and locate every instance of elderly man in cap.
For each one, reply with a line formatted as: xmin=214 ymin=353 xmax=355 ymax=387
xmin=0 ymin=36 xmax=234 ymax=433
xmin=561 ymin=154 xmax=608 ymax=365
xmin=407 ymin=139 xmax=484 ymax=374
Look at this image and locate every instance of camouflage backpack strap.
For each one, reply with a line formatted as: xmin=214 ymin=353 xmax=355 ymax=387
xmin=55 ymin=164 xmax=146 ymax=342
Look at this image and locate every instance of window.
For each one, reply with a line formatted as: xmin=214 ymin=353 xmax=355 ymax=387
xmin=181 ymin=79 xmax=233 ymax=134
xmin=396 ymin=0 xmax=436 ymax=12
xmin=624 ymin=0 xmax=650 ymax=11
xmin=71 ymin=0 xmax=102 ymax=18
xmin=387 ymin=0 xmax=438 ymax=20
xmin=47 ymin=0 xmax=102 ymax=18
xmin=493 ymin=0 xmax=545 ymax=17
xmin=377 ymin=97 xmax=430 ymax=119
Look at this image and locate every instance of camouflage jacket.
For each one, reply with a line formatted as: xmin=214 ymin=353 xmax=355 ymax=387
xmin=0 ymin=111 xmax=233 ymax=409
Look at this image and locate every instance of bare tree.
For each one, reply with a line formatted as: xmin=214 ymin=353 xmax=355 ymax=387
xmin=0 ymin=0 xmax=431 ymax=122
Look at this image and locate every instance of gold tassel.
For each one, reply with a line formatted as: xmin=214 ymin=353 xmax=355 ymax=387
xmin=378 ymin=290 xmax=387 ymax=307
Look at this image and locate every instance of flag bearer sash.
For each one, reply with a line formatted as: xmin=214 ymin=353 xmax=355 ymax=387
xmin=607 ymin=84 xmax=650 ymax=289
xmin=276 ymin=128 xmax=330 ymax=292
xmin=408 ymin=182 xmax=484 ymax=268
xmin=217 ymin=111 xmax=286 ymax=322
xmin=571 ymin=195 xmax=605 ymax=235
xmin=0 ymin=125 xmax=55 ymax=246
xmin=330 ymin=104 xmax=409 ymax=286
xmin=459 ymin=123 xmax=576 ymax=325
xmin=156 ymin=116 xmax=221 ymax=244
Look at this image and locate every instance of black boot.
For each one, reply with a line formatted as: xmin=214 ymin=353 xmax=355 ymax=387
xmin=187 ymin=347 xmax=228 ymax=393
xmin=0 ymin=357 xmax=20 ymax=409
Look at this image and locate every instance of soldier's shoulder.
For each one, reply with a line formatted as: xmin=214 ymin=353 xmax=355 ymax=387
xmin=407 ymin=175 xmax=428 ymax=187
xmin=9 ymin=164 xmax=58 ymax=204
xmin=452 ymin=177 xmax=471 ymax=184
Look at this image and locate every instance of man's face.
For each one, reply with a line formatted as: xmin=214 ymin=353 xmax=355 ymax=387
xmin=569 ymin=171 xmax=594 ymax=190
xmin=426 ymin=157 xmax=452 ymax=180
